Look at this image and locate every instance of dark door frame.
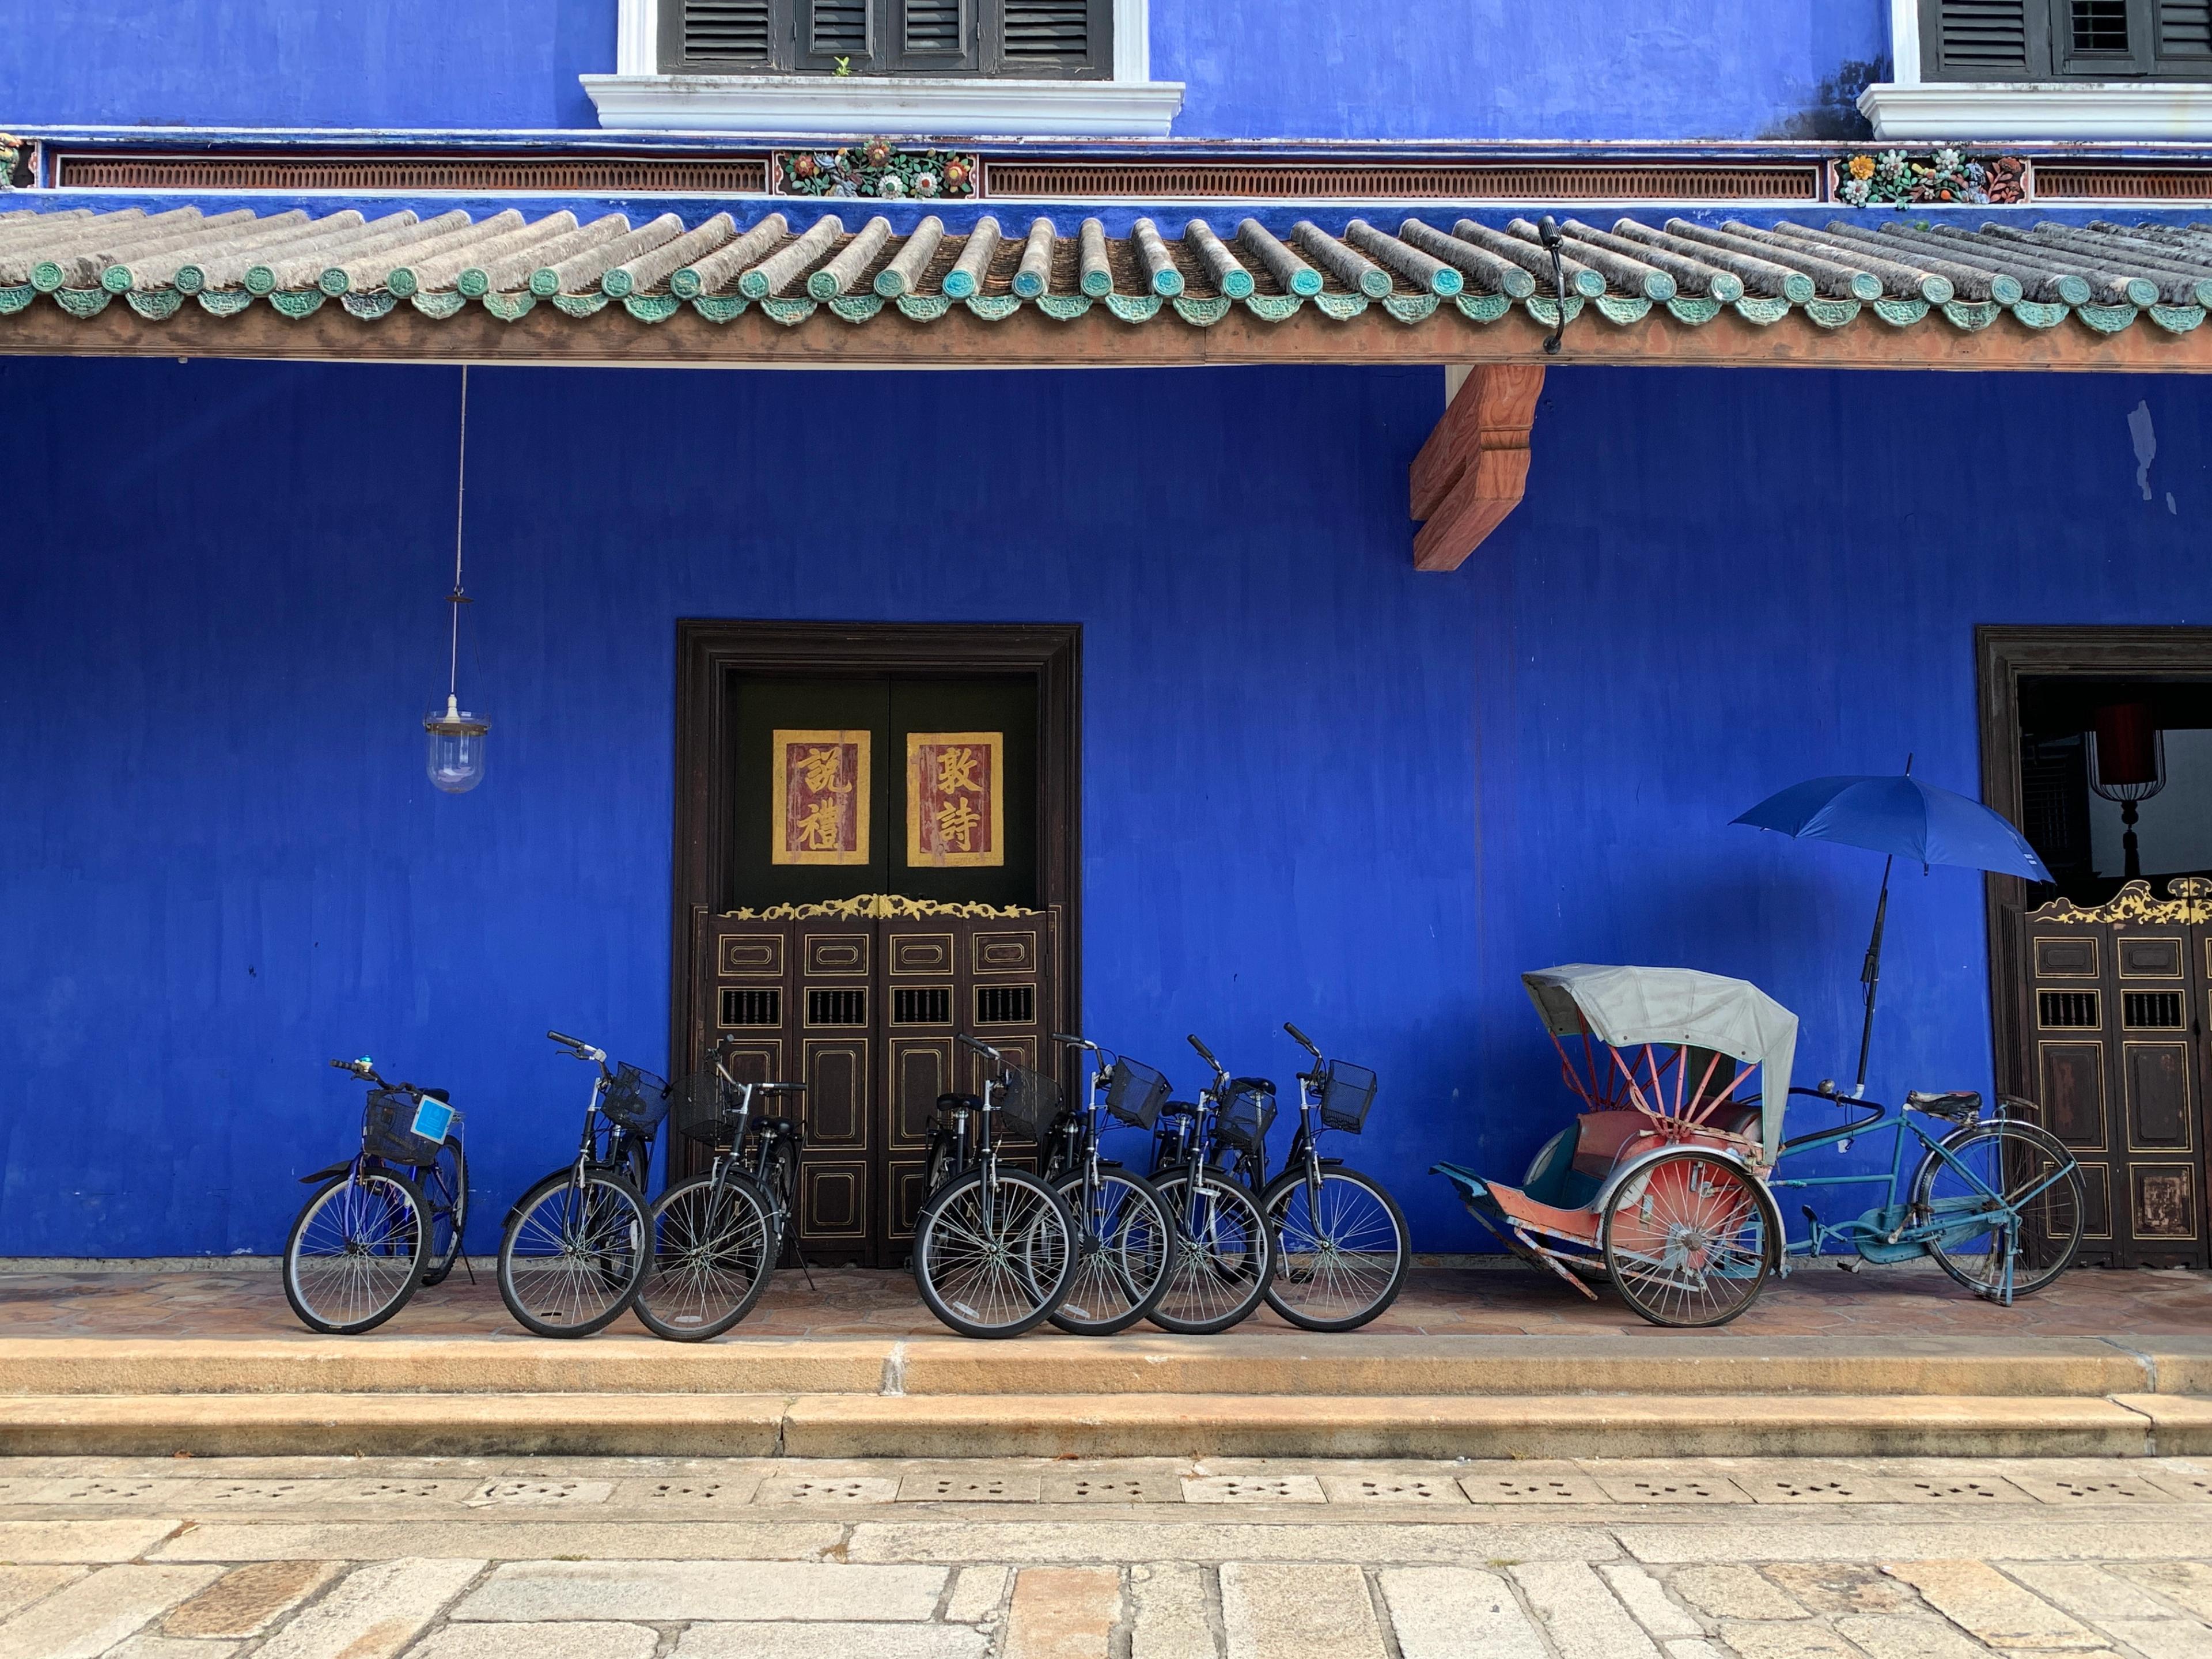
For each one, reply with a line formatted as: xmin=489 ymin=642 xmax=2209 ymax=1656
xmin=1975 ymin=624 xmax=2212 ymax=1091
xmin=670 ymin=619 xmax=1082 ymax=1081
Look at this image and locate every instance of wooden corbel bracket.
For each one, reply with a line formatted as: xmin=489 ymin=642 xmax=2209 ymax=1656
xmin=1409 ymin=363 xmax=1545 ymax=571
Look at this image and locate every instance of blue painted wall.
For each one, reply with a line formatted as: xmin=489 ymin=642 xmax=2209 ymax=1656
xmin=5 ymin=0 xmax=1886 ymax=139
xmin=0 ymin=355 xmax=2203 ymax=1257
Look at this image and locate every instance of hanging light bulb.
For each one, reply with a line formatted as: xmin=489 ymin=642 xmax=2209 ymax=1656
xmin=425 ymin=365 xmax=490 ymax=794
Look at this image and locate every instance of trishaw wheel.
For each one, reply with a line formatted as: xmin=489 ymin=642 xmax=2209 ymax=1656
xmin=1911 ymin=1119 xmax=2084 ymax=1301
xmin=1600 ymin=1150 xmax=1774 ymax=1328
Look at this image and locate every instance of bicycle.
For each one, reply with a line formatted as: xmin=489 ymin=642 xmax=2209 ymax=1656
xmin=1256 ymin=1024 xmax=1411 ymax=1331
xmin=1034 ymin=1033 xmax=1176 ymax=1335
xmin=1142 ymin=1036 xmax=1276 ymax=1334
xmin=634 ymin=1038 xmax=810 ymax=1341
xmin=496 ymin=1031 xmax=665 ymax=1339
xmin=282 ymin=1057 xmax=467 ymax=1335
xmin=1774 ymin=1080 xmax=2085 ymax=1306
xmin=910 ymin=1034 xmax=1078 ymax=1339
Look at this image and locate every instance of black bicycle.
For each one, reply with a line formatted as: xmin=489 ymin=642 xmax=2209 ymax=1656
xmin=634 ymin=1038 xmax=809 ymax=1342
xmin=282 ymin=1058 xmax=467 ymax=1335
xmin=496 ymin=1031 xmax=665 ymax=1339
xmin=1036 ymin=1034 xmax=1175 ymax=1335
xmin=911 ymin=1035 xmax=1077 ymax=1339
xmin=1144 ymin=1036 xmax=1276 ymax=1334
xmin=1256 ymin=1023 xmax=1410 ymax=1330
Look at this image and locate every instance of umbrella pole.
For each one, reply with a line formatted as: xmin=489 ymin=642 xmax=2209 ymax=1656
xmin=1853 ymin=855 xmax=1894 ymax=1097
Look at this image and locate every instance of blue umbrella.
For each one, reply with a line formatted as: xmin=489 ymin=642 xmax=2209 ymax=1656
xmin=1733 ymin=764 xmax=2051 ymax=1094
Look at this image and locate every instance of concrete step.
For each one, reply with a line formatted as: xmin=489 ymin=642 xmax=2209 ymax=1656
xmin=1 ymin=1334 xmax=2202 ymax=1398
xmin=0 ymin=1389 xmax=2197 ymax=1459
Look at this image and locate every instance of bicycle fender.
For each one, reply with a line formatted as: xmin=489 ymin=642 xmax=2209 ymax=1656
xmin=298 ymin=1162 xmax=352 ymax=1185
xmin=1594 ymin=1145 xmax=1783 ymax=1245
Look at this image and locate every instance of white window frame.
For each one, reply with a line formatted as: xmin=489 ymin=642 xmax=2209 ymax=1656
xmin=1861 ymin=0 xmax=2212 ymax=138
xmin=582 ymin=0 xmax=1183 ymax=136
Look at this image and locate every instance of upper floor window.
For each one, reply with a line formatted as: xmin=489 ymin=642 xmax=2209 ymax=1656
xmin=663 ymin=0 xmax=1110 ymax=77
xmin=1924 ymin=0 xmax=2212 ymax=79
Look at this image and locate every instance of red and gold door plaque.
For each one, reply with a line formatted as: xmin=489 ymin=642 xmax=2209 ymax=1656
xmin=907 ymin=732 xmax=1004 ymax=869
xmin=771 ymin=729 xmax=871 ymax=866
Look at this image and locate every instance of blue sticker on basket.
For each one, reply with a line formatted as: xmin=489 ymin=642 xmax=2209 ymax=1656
xmin=410 ymin=1098 xmax=455 ymax=1145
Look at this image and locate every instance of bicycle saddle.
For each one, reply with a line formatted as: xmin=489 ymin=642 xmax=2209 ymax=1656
xmin=1906 ymin=1089 xmax=1983 ymax=1122
xmin=935 ymin=1092 xmax=982 ymax=1112
xmin=1226 ymin=1077 xmax=1277 ymax=1097
xmin=754 ymin=1116 xmax=796 ymax=1136
xmin=1159 ymin=1099 xmax=1200 ymax=1118
xmin=423 ymin=1088 xmax=450 ymax=1103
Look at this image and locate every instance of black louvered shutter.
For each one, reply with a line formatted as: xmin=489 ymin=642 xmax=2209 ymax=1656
xmin=797 ymin=0 xmax=872 ymax=67
xmin=1925 ymin=0 xmax=2048 ymax=76
xmin=988 ymin=0 xmax=1108 ymax=74
xmin=2158 ymin=0 xmax=2212 ymax=63
xmin=669 ymin=0 xmax=782 ymax=66
xmin=885 ymin=0 xmax=980 ymax=71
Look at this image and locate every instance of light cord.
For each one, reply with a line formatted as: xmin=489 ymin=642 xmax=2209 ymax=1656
xmin=448 ymin=365 xmax=469 ymax=702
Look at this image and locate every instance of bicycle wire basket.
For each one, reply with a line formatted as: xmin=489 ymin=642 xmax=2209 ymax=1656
xmin=993 ymin=1062 xmax=1063 ymax=1143
xmin=1105 ymin=1056 xmax=1169 ymax=1131
xmin=1213 ymin=1079 xmax=1277 ymax=1155
xmin=671 ymin=1067 xmax=740 ymax=1146
xmin=361 ymin=1089 xmax=450 ymax=1166
xmin=1317 ymin=1059 xmax=1378 ymax=1134
xmin=599 ymin=1063 xmax=671 ymax=1133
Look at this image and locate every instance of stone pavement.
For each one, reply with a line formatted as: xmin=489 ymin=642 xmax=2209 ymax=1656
xmin=0 ymin=1452 xmax=2208 ymax=1657
xmin=3 ymin=1261 xmax=2208 ymax=1340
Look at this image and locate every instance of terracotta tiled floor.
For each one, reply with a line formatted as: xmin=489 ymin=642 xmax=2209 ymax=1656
xmin=0 ymin=1260 xmax=2204 ymax=1341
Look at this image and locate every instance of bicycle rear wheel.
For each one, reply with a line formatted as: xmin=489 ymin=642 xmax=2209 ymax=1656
xmin=1260 ymin=1164 xmax=1411 ymax=1332
xmin=1145 ymin=1166 xmax=1274 ymax=1334
xmin=419 ymin=1139 xmax=468 ymax=1287
xmin=1913 ymin=1119 xmax=2084 ymax=1301
xmin=912 ymin=1166 xmax=1075 ymax=1339
xmin=282 ymin=1168 xmax=428 ymax=1335
xmin=498 ymin=1168 xmax=649 ymax=1338
xmin=634 ymin=1171 xmax=776 ymax=1342
xmin=1048 ymin=1167 xmax=1173 ymax=1335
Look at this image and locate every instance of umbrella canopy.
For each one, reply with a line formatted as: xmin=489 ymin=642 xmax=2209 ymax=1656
xmin=1733 ymin=774 xmax=2051 ymax=882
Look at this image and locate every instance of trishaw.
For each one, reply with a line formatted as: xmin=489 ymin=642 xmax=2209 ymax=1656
xmin=1434 ymin=965 xmax=2085 ymax=1327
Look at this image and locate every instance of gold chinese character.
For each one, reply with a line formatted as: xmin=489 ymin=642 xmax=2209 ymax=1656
xmin=934 ymin=745 xmax=982 ymax=796
xmin=796 ymin=745 xmax=849 ymax=794
xmin=796 ymin=796 xmax=846 ymax=851
xmin=935 ymin=797 xmax=982 ymax=851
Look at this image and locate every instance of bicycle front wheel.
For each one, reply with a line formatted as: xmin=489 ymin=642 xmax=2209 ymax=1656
xmin=912 ymin=1166 xmax=1076 ymax=1339
xmin=1913 ymin=1119 xmax=2084 ymax=1301
xmin=282 ymin=1168 xmax=428 ymax=1335
xmin=1048 ymin=1167 xmax=1173 ymax=1336
xmin=498 ymin=1169 xmax=649 ymax=1338
xmin=1260 ymin=1164 xmax=1411 ymax=1332
xmin=1146 ymin=1166 xmax=1274 ymax=1335
xmin=634 ymin=1171 xmax=777 ymax=1342
xmin=419 ymin=1139 xmax=468 ymax=1287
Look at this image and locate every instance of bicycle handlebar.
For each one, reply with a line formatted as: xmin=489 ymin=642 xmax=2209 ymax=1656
xmin=1187 ymin=1033 xmax=1219 ymax=1067
xmin=546 ymin=1030 xmax=608 ymax=1063
xmin=957 ymin=1033 xmax=1001 ymax=1060
xmin=1052 ymin=1031 xmax=1099 ymax=1051
xmin=1283 ymin=1022 xmax=1321 ymax=1061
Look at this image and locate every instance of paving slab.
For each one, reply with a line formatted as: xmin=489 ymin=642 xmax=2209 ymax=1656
xmin=161 ymin=1559 xmax=342 ymax=1637
xmin=1670 ymin=1564 xmax=1811 ymax=1620
xmin=1221 ymin=1562 xmax=1384 ymax=1659
xmin=945 ymin=1565 xmax=1012 ymax=1623
xmin=409 ymin=1623 xmax=661 ymax=1659
xmin=1830 ymin=1613 xmax=1994 ymax=1659
xmin=1883 ymin=1559 xmax=2105 ymax=1650
xmin=1599 ymin=1562 xmax=1708 ymax=1638
xmin=150 ymin=1520 xmax=844 ymax=1562
xmin=2094 ymin=1620 xmax=2212 ymax=1659
xmin=0 ymin=1518 xmax=181 ymax=1562
xmin=252 ymin=1557 xmax=484 ymax=1659
xmin=845 ymin=1518 xmax=1619 ymax=1566
xmin=0 ymin=1564 xmax=87 ymax=1620
xmin=0 ymin=1563 xmax=222 ymax=1659
xmin=1129 ymin=1562 xmax=1216 ymax=1659
xmin=1998 ymin=1560 xmax=2187 ymax=1622
xmin=2109 ymin=1562 xmax=2212 ymax=1622
xmin=453 ymin=1560 xmax=948 ymax=1623
xmin=673 ymin=1626 xmax=992 ymax=1658
xmin=1510 ymin=1560 xmax=1661 ymax=1659
xmin=1714 ymin=1620 xmax=1862 ymax=1657
xmin=1381 ymin=1566 xmax=1548 ymax=1659
xmin=1621 ymin=1520 xmax=2212 ymax=1565
xmin=1003 ymin=1566 xmax=1121 ymax=1659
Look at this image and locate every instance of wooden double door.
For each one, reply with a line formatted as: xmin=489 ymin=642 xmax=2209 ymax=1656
xmin=671 ymin=623 xmax=1082 ymax=1267
xmin=2014 ymin=882 xmax=2210 ymax=1268
xmin=688 ymin=906 xmax=1059 ymax=1264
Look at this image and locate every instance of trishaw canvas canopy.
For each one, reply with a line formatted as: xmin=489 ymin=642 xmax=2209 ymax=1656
xmin=1521 ymin=965 xmax=1798 ymax=1157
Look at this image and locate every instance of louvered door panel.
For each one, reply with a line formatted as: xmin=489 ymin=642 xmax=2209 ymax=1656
xmin=1924 ymin=0 xmax=2047 ymax=75
xmin=903 ymin=0 xmax=967 ymax=54
xmin=676 ymin=0 xmax=779 ymax=63
xmin=800 ymin=0 xmax=872 ymax=66
xmin=999 ymin=0 xmax=1102 ymax=68
xmin=2160 ymin=0 xmax=2212 ymax=57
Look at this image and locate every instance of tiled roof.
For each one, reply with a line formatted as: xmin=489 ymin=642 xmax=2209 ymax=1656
xmin=4 ymin=202 xmax=2211 ymax=342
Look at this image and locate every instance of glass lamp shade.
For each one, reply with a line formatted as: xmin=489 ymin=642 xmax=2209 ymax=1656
xmin=424 ymin=695 xmax=490 ymax=794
